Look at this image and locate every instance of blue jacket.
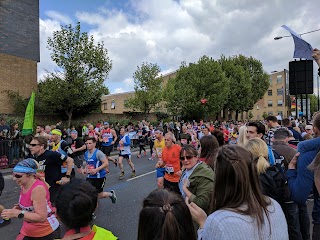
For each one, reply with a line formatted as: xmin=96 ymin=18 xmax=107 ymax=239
xmin=286 ymin=137 xmax=320 ymax=223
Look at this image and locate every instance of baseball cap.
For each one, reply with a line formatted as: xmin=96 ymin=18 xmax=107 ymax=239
xmin=70 ymin=130 xmax=78 ymax=134
xmin=104 ymin=122 xmax=109 ymax=125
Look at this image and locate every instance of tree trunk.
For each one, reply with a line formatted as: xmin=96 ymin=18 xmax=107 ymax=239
xmin=235 ymin=111 xmax=239 ymax=121
xmin=65 ymin=109 xmax=73 ymax=128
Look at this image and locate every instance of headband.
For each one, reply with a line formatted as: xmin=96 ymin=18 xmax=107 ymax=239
xmin=13 ymin=165 xmax=37 ymax=174
xmin=51 ymin=129 xmax=62 ymax=136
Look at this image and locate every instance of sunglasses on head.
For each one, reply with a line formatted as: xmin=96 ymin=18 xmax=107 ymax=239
xmin=179 ymin=155 xmax=194 ymax=161
xmin=13 ymin=173 xmax=24 ymax=178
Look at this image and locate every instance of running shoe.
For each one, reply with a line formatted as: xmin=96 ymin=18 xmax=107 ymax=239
xmin=144 ymin=151 xmax=147 ymax=156
xmin=131 ymin=171 xmax=136 ymax=178
xmin=137 ymin=155 xmax=141 ymax=158
xmin=119 ymin=172 xmax=125 ymax=179
xmin=114 ymin=158 xmax=118 ymax=167
xmin=148 ymin=157 xmax=154 ymax=161
xmin=110 ymin=190 xmax=117 ymax=204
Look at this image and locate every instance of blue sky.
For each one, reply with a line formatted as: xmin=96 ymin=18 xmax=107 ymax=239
xmin=38 ymin=0 xmax=320 ymax=94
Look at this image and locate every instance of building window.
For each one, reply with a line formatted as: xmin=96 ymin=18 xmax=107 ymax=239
xmin=103 ymin=103 xmax=107 ymax=110
xmin=277 ymin=88 xmax=283 ymax=96
xmin=111 ymin=100 xmax=115 ymax=109
xmin=277 ymin=75 xmax=282 ymax=84
xmin=268 ymin=111 xmax=273 ymax=115
xmin=268 ymin=90 xmax=272 ymax=96
xmin=268 ymin=100 xmax=273 ymax=107
xmin=256 ymin=104 xmax=259 ymax=110
xmin=269 ymin=77 xmax=272 ymax=84
xmin=278 ymin=111 xmax=283 ymax=116
xmin=277 ymin=100 xmax=283 ymax=107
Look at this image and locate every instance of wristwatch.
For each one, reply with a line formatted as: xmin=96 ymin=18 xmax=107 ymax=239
xmin=18 ymin=210 xmax=25 ymax=219
xmin=65 ymin=174 xmax=71 ymax=178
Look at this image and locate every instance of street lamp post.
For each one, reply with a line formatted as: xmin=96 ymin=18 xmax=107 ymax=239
xmin=274 ymin=28 xmax=320 ymax=40
xmin=275 ymin=28 xmax=320 ymax=120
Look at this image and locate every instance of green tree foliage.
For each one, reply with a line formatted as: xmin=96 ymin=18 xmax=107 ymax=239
xmin=125 ymin=62 xmax=163 ymax=120
xmin=5 ymin=90 xmax=28 ymax=115
xmin=164 ymin=56 xmax=229 ymax=120
xmin=309 ymin=94 xmax=320 ymax=114
xmin=232 ymin=55 xmax=270 ymax=105
xmin=41 ymin=22 xmax=111 ymax=126
xmin=219 ymin=56 xmax=252 ymax=120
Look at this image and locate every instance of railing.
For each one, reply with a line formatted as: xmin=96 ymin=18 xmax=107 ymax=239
xmin=0 ymin=139 xmax=22 ymax=168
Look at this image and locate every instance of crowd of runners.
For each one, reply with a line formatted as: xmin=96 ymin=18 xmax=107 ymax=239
xmin=0 ymin=49 xmax=320 ymax=239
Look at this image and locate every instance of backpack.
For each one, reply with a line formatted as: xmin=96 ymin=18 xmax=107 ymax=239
xmin=259 ymin=149 xmax=291 ymax=204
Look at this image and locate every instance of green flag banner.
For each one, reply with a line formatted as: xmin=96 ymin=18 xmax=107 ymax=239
xmin=22 ymin=92 xmax=35 ymax=136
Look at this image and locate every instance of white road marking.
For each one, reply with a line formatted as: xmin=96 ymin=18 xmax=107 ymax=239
xmin=126 ymin=170 xmax=156 ymax=182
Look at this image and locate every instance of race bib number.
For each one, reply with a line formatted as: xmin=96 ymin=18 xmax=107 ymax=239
xmin=165 ymin=164 xmax=174 ymax=175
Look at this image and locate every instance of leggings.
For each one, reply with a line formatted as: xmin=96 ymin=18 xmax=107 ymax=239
xmin=139 ymin=145 xmax=146 ymax=154
xmin=149 ymin=141 xmax=154 ymax=155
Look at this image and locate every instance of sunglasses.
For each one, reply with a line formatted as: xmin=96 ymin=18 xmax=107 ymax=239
xmin=179 ymin=155 xmax=194 ymax=161
xmin=13 ymin=173 xmax=24 ymax=178
xmin=29 ymin=143 xmax=40 ymax=147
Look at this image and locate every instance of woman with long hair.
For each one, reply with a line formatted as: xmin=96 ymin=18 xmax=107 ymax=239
xmin=244 ymin=138 xmax=270 ymax=175
xmin=187 ymin=145 xmax=288 ymax=240
xmin=237 ymin=125 xmax=248 ymax=147
xmin=138 ymin=189 xmax=196 ymax=240
xmin=1 ymin=158 xmax=59 ymax=240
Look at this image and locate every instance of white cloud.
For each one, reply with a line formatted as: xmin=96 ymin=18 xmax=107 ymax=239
xmin=45 ymin=11 xmax=73 ymax=25
xmin=38 ymin=0 xmax=320 ymax=93
xmin=38 ymin=19 xmax=60 ymax=80
xmin=113 ymin=88 xmax=126 ymax=93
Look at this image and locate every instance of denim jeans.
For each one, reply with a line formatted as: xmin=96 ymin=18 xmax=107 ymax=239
xmin=282 ymin=202 xmax=310 ymax=240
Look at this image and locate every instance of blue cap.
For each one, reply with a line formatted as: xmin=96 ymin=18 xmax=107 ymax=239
xmin=104 ymin=122 xmax=109 ymax=125
xmin=70 ymin=130 xmax=78 ymax=134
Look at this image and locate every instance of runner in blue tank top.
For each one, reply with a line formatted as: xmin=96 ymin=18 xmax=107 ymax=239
xmin=82 ymin=137 xmax=117 ymax=203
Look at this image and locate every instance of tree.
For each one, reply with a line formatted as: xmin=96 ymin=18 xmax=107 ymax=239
xmin=125 ymin=62 xmax=163 ymax=120
xmin=232 ymin=55 xmax=269 ymax=105
xmin=41 ymin=22 xmax=111 ymax=126
xmin=219 ymin=56 xmax=252 ymax=120
xmin=248 ymin=111 xmax=253 ymax=120
xmin=309 ymin=94 xmax=319 ymax=114
xmin=164 ymin=56 xmax=229 ymax=120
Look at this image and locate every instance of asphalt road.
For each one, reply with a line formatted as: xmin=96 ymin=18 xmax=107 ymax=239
xmin=0 ymin=149 xmax=157 ymax=240
xmin=0 ymin=148 xmax=316 ymax=239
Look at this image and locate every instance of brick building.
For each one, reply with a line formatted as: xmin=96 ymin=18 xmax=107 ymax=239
xmin=251 ymin=70 xmax=291 ymax=120
xmin=101 ymin=71 xmax=177 ymax=119
xmin=0 ymin=0 xmax=39 ymax=114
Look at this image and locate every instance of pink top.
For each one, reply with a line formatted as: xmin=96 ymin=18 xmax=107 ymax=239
xmin=19 ymin=179 xmax=59 ymax=237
